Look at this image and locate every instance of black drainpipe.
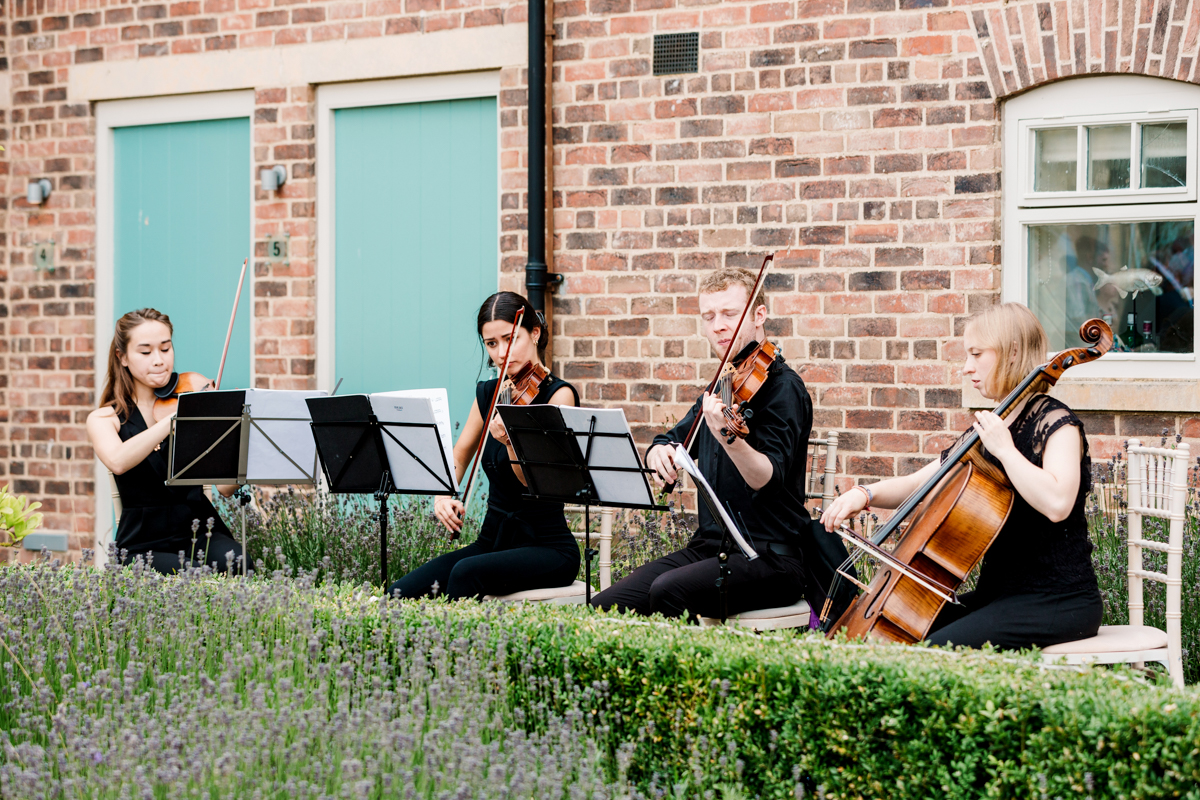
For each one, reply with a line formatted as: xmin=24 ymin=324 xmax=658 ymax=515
xmin=524 ymin=0 xmax=558 ymax=314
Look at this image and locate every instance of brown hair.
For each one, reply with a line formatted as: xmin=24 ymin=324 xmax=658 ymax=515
xmin=100 ymin=308 xmax=173 ymax=422
xmin=964 ymin=302 xmax=1052 ymax=398
xmin=698 ymin=267 xmax=767 ymax=316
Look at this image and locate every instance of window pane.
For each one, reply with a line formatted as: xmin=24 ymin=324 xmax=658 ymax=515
xmin=1028 ymin=221 xmax=1194 ymax=353
xmin=1087 ymin=125 xmax=1131 ymax=190
xmin=1034 ymin=128 xmax=1077 ymax=191
xmin=1141 ymin=122 xmax=1187 ymax=189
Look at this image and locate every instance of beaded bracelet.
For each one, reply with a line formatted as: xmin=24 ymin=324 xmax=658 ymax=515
xmin=852 ymin=484 xmax=873 ymax=509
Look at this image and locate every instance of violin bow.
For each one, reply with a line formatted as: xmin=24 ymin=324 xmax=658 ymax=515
xmin=659 ymin=253 xmax=774 ymax=496
xmin=214 ymin=258 xmax=249 ymax=391
xmin=455 ymin=307 xmax=525 ymax=537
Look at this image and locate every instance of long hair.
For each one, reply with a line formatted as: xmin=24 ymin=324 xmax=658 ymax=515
xmin=964 ymin=302 xmax=1051 ymax=398
xmin=100 ymin=308 xmax=173 ymax=422
xmin=476 ymin=291 xmax=547 ymax=365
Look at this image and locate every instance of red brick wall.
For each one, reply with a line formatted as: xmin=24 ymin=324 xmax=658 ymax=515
xmin=3 ymin=0 xmax=1199 ymax=561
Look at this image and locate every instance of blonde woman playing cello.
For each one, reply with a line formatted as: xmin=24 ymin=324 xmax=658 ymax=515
xmin=821 ymin=303 xmax=1102 ymax=649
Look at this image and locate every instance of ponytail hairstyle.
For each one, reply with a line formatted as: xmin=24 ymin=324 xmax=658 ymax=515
xmin=476 ymin=291 xmax=547 ymax=366
xmin=100 ymin=308 xmax=173 ymax=422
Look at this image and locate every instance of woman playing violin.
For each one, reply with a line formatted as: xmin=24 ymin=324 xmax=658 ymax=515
xmin=86 ymin=309 xmax=246 ymax=574
xmin=388 ymin=292 xmax=581 ymax=600
xmin=821 ymin=303 xmax=1102 ymax=649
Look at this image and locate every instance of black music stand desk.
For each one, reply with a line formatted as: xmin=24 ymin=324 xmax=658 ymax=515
xmin=306 ymin=392 xmax=456 ymax=587
xmin=168 ymin=388 xmax=327 ymax=574
xmin=496 ymin=404 xmax=665 ymax=603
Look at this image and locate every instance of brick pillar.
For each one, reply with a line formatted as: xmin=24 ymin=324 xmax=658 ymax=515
xmin=252 ymin=86 xmax=316 ymax=390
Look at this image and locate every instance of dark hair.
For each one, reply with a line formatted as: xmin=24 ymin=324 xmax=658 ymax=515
xmin=476 ymin=292 xmax=547 ymax=363
xmin=100 ymin=308 xmax=174 ymax=422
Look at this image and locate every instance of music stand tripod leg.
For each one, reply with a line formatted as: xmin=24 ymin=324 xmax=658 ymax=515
xmin=376 ymin=471 xmax=392 ymax=589
xmin=583 ymin=503 xmax=594 ymax=605
xmin=237 ymin=487 xmax=251 ymax=577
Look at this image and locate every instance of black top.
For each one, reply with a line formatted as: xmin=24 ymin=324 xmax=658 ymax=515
xmin=652 ymin=349 xmax=813 ymax=548
xmin=940 ymin=394 xmax=1098 ymax=597
xmin=113 ymin=407 xmax=232 ymax=555
xmin=475 ymin=373 xmax=581 ymax=554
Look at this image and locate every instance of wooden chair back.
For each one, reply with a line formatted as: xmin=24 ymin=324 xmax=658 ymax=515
xmin=1126 ymin=439 xmax=1188 ymax=683
xmin=805 ymin=431 xmax=838 ymax=507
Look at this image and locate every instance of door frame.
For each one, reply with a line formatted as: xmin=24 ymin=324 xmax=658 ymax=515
xmin=93 ymin=90 xmax=255 ymax=561
xmin=315 ymin=71 xmax=502 ymax=393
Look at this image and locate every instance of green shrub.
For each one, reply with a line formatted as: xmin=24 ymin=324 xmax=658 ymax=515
xmin=3 ymin=561 xmax=1199 ymax=799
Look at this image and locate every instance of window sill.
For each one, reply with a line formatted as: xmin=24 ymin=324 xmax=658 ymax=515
xmin=963 ymin=376 xmax=1200 ymax=413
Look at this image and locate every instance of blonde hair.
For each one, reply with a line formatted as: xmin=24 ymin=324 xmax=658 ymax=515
xmin=964 ymin=303 xmax=1052 ymax=398
xmin=698 ymin=267 xmax=766 ymax=315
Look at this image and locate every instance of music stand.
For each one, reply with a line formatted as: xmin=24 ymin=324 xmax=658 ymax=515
xmin=496 ymin=404 xmax=666 ymax=604
xmin=306 ymin=393 xmax=456 ymax=587
xmin=168 ymin=388 xmax=327 ymax=574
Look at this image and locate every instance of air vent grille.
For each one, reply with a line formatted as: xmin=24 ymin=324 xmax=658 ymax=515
xmin=653 ymin=32 xmax=699 ymax=76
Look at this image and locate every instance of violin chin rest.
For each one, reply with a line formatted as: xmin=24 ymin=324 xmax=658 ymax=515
xmin=153 ymin=372 xmax=180 ymax=399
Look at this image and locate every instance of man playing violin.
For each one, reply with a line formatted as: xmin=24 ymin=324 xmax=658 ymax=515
xmin=590 ymin=267 xmax=814 ymax=619
xmin=87 ymin=309 xmax=245 ymax=574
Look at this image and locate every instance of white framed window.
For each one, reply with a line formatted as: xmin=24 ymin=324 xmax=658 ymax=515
xmin=1004 ymin=76 xmax=1197 ymax=381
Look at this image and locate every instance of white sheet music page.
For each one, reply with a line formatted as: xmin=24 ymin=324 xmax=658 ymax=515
xmin=370 ymin=389 xmax=455 ymax=492
xmin=243 ymin=389 xmax=327 ymax=482
xmin=671 ymin=444 xmax=758 ymax=560
xmin=559 ymin=406 xmax=653 ymax=507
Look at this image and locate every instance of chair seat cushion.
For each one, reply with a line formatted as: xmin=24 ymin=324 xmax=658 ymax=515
xmin=486 ymin=581 xmax=587 ymax=602
xmin=730 ymin=600 xmax=811 ymax=620
xmin=1042 ymin=625 xmax=1169 ymax=654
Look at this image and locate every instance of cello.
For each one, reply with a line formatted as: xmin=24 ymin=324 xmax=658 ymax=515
xmin=825 ymin=318 xmax=1114 ymax=643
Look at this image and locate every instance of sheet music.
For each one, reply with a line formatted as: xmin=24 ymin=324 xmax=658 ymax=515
xmin=369 ymin=390 xmax=456 ymax=492
xmin=559 ymin=406 xmax=654 ymax=507
xmin=672 ymin=444 xmax=758 ymax=561
xmin=374 ymin=388 xmax=454 ymax=460
xmin=244 ymin=389 xmax=327 ymax=482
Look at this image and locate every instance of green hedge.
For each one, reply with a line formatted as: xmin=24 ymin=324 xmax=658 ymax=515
xmin=2 ymin=562 xmax=1198 ymax=799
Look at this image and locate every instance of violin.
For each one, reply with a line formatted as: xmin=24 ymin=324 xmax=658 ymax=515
xmin=152 ymin=371 xmax=215 ymax=422
xmin=499 ymin=361 xmax=551 ymax=406
xmin=824 ymin=318 xmax=1114 ymax=643
xmin=660 ymin=252 xmax=774 ymax=495
xmin=712 ymin=339 xmax=782 ymax=444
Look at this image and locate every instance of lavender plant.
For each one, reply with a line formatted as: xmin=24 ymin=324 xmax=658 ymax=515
xmin=216 ymin=488 xmax=484 ymax=587
xmin=0 ymin=554 xmax=625 ymax=798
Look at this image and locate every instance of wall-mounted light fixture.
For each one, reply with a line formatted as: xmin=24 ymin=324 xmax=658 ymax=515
xmin=259 ymin=165 xmax=287 ymax=193
xmin=26 ymin=179 xmax=51 ymax=205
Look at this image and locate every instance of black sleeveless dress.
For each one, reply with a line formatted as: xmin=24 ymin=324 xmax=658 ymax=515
xmin=113 ymin=408 xmax=234 ymax=562
xmin=927 ymin=394 xmax=1103 ymax=648
xmin=386 ymin=373 xmax=582 ymax=600
xmin=473 ymin=374 xmax=581 ymax=554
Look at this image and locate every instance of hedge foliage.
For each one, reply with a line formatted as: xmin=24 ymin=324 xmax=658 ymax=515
xmin=2 ymin=561 xmax=1199 ymax=799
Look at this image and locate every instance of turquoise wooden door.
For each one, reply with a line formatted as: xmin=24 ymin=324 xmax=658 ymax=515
xmin=113 ymin=117 xmax=251 ymax=389
xmin=334 ymin=97 xmax=498 ymax=433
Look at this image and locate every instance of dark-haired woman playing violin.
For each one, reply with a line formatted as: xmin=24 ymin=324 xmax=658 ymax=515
xmin=821 ymin=303 xmax=1102 ymax=650
xmin=388 ymin=292 xmax=582 ymax=600
xmin=86 ymin=309 xmax=246 ymax=574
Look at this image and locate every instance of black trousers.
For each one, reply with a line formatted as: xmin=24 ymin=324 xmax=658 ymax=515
xmin=589 ymin=540 xmax=806 ymax=620
xmin=124 ymin=532 xmax=250 ymax=575
xmin=388 ymin=541 xmax=580 ymax=601
xmin=926 ymin=586 xmax=1103 ymax=649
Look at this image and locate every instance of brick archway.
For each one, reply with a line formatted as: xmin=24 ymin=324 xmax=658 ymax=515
xmin=970 ymin=0 xmax=1200 ymax=99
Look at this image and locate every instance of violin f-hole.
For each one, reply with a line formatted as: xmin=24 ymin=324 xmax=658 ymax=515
xmin=861 ymin=569 xmax=891 ymax=620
